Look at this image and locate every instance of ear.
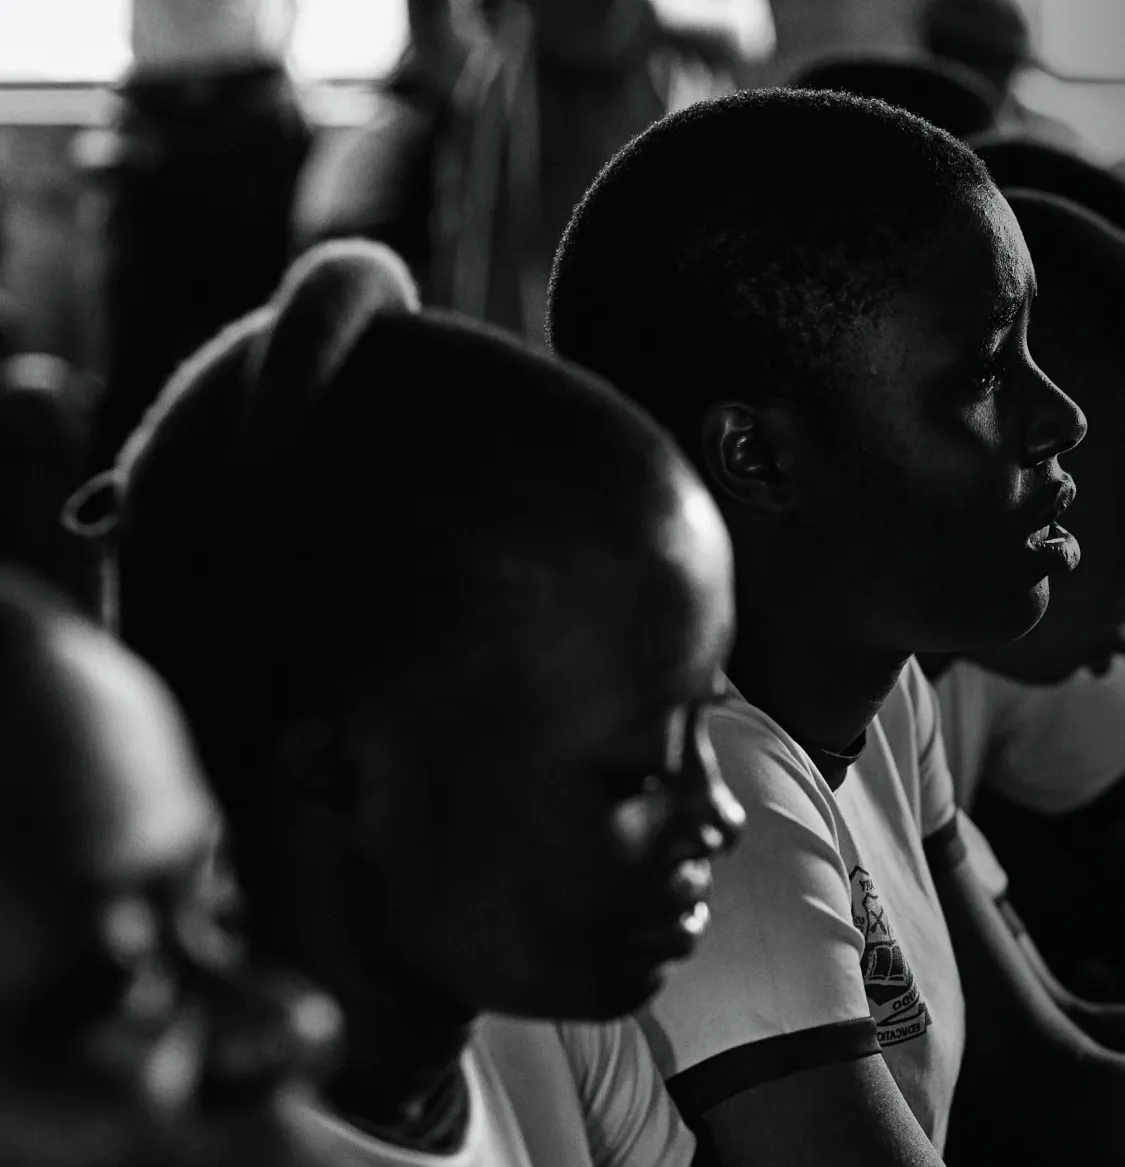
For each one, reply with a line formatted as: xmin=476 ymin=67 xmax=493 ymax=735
xmin=700 ymin=401 xmax=798 ymax=513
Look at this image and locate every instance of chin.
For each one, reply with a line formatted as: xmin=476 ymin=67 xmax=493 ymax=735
xmin=923 ymin=578 xmax=1051 ymax=655
xmin=1003 ymin=579 xmax=1053 ymax=643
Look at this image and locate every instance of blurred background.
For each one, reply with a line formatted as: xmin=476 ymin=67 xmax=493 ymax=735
xmin=0 ymin=0 xmax=1122 ymax=364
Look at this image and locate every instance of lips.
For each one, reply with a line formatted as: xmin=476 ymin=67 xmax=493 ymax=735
xmin=1025 ymin=480 xmax=1076 ymax=546
xmin=627 ymin=860 xmax=715 ymax=959
xmin=1022 ymin=480 xmax=1081 ymax=573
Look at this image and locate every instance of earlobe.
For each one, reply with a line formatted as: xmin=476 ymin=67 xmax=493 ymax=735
xmin=701 ymin=402 xmax=794 ymax=512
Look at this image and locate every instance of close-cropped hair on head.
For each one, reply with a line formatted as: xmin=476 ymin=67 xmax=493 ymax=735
xmin=547 ymin=87 xmax=993 ymax=464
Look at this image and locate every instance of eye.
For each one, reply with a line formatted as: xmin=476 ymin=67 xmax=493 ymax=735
xmin=974 ymin=354 xmax=1008 ymax=397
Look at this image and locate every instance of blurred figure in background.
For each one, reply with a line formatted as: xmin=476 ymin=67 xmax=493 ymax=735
xmin=294 ymin=0 xmax=749 ymax=341
xmin=82 ymin=0 xmax=749 ymax=478
xmin=0 ymin=354 xmax=91 ymax=607
xmin=78 ymin=242 xmax=743 ymax=1164
xmin=968 ymin=134 xmax=1125 ymax=235
xmin=918 ymin=0 xmax=1085 ymax=152
xmin=84 ymin=0 xmax=311 ymax=473
xmin=788 ymin=53 xmax=1000 ymax=140
xmin=0 ymin=568 xmax=342 ymax=1167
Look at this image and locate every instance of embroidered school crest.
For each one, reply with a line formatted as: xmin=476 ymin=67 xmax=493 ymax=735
xmin=849 ymin=865 xmax=931 ymax=1047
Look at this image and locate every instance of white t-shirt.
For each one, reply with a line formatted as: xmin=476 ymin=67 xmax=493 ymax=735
xmin=934 ymin=655 xmax=1125 ymax=815
xmin=639 ymin=658 xmax=966 ymax=1152
xmin=293 ymin=1016 xmax=696 ymax=1167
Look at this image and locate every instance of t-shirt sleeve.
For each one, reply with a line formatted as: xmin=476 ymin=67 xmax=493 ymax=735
xmin=643 ymin=705 xmax=879 ymax=1118
xmin=557 ymin=1017 xmax=696 ymax=1167
xmin=932 ymin=662 xmax=995 ymax=812
xmin=907 ymin=659 xmax=959 ymax=839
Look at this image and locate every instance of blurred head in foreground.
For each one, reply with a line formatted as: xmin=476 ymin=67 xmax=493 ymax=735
xmin=0 ymin=569 xmax=341 ymax=1167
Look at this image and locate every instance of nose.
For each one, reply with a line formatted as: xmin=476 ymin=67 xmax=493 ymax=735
xmin=1024 ymin=363 xmax=1087 ymax=467
xmin=675 ymin=706 xmax=746 ymax=858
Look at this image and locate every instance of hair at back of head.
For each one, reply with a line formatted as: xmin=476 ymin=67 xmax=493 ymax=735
xmin=790 ymin=54 xmax=1000 ymax=139
xmin=111 ymin=246 xmax=687 ymax=863
xmin=548 ymin=87 xmax=992 ymax=464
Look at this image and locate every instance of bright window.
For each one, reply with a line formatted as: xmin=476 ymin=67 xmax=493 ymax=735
xmin=1031 ymin=0 xmax=1125 ymax=79
xmin=0 ymin=0 xmax=408 ymax=83
xmin=0 ymin=0 xmax=131 ymax=82
xmin=0 ymin=1 xmax=1121 ymax=85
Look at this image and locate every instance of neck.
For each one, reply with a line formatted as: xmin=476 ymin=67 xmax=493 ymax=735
xmin=266 ymin=880 xmax=475 ymax=1136
xmin=726 ymin=618 xmax=908 ymax=753
xmin=324 ymin=965 xmax=476 ymax=1135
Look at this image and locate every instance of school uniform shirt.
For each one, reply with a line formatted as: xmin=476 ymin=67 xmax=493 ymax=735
xmin=934 ymin=655 xmax=1125 ymax=814
xmin=292 ymin=1015 xmax=696 ymax=1167
xmin=639 ymin=658 xmax=966 ymax=1152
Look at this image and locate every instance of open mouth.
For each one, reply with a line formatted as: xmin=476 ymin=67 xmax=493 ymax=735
xmin=1027 ymin=520 xmax=1071 ymax=549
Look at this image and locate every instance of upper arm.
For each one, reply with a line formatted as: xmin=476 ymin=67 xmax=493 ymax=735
xmin=699 ymin=1053 xmax=944 ymax=1167
xmin=558 ymin=1017 xmax=696 ymax=1167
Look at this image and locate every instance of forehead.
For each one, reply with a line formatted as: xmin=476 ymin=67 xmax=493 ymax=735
xmin=11 ymin=627 xmax=216 ymax=887
xmin=854 ymin=189 xmax=1034 ymax=389
xmin=507 ymin=477 xmax=735 ymax=750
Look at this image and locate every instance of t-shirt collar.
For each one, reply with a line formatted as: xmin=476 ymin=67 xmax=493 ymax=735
xmin=720 ymin=674 xmax=865 ymax=791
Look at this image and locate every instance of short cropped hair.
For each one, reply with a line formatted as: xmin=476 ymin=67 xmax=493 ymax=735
xmin=548 ymin=88 xmax=993 ymax=462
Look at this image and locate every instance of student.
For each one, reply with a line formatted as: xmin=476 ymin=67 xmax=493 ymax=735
xmin=85 ymin=0 xmax=311 ymax=473
xmin=917 ymin=0 xmax=1085 ymax=153
xmin=79 ymin=246 xmax=745 ymax=1165
xmin=0 ymin=568 xmax=342 ymax=1167
xmin=293 ymin=0 xmax=743 ymax=340
xmin=548 ymin=88 xmax=1125 ymax=1166
xmin=927 ymin=190 xmax=1125 ymax=1002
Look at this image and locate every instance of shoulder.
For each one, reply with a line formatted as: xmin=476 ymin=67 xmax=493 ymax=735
xmin=872 ymin=657 xmax=946 ymax=760
xmin=478 ymin=1016 xmax=696 ymax=1167
xmin=709 ymin=686 xmax=840 ymax=830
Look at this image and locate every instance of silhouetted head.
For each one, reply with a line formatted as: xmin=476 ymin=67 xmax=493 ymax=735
xmin=83 ymin=243 xmax=744 ymax=1026
xmin=550 ymin=88 xmax=1087 ymax=658
xmin=919 ymin=0 xmax=1032 ymax=94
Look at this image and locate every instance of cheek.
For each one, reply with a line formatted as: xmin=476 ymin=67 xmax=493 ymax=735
xmin=612 ymin=795 xmax=673 ymax=865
